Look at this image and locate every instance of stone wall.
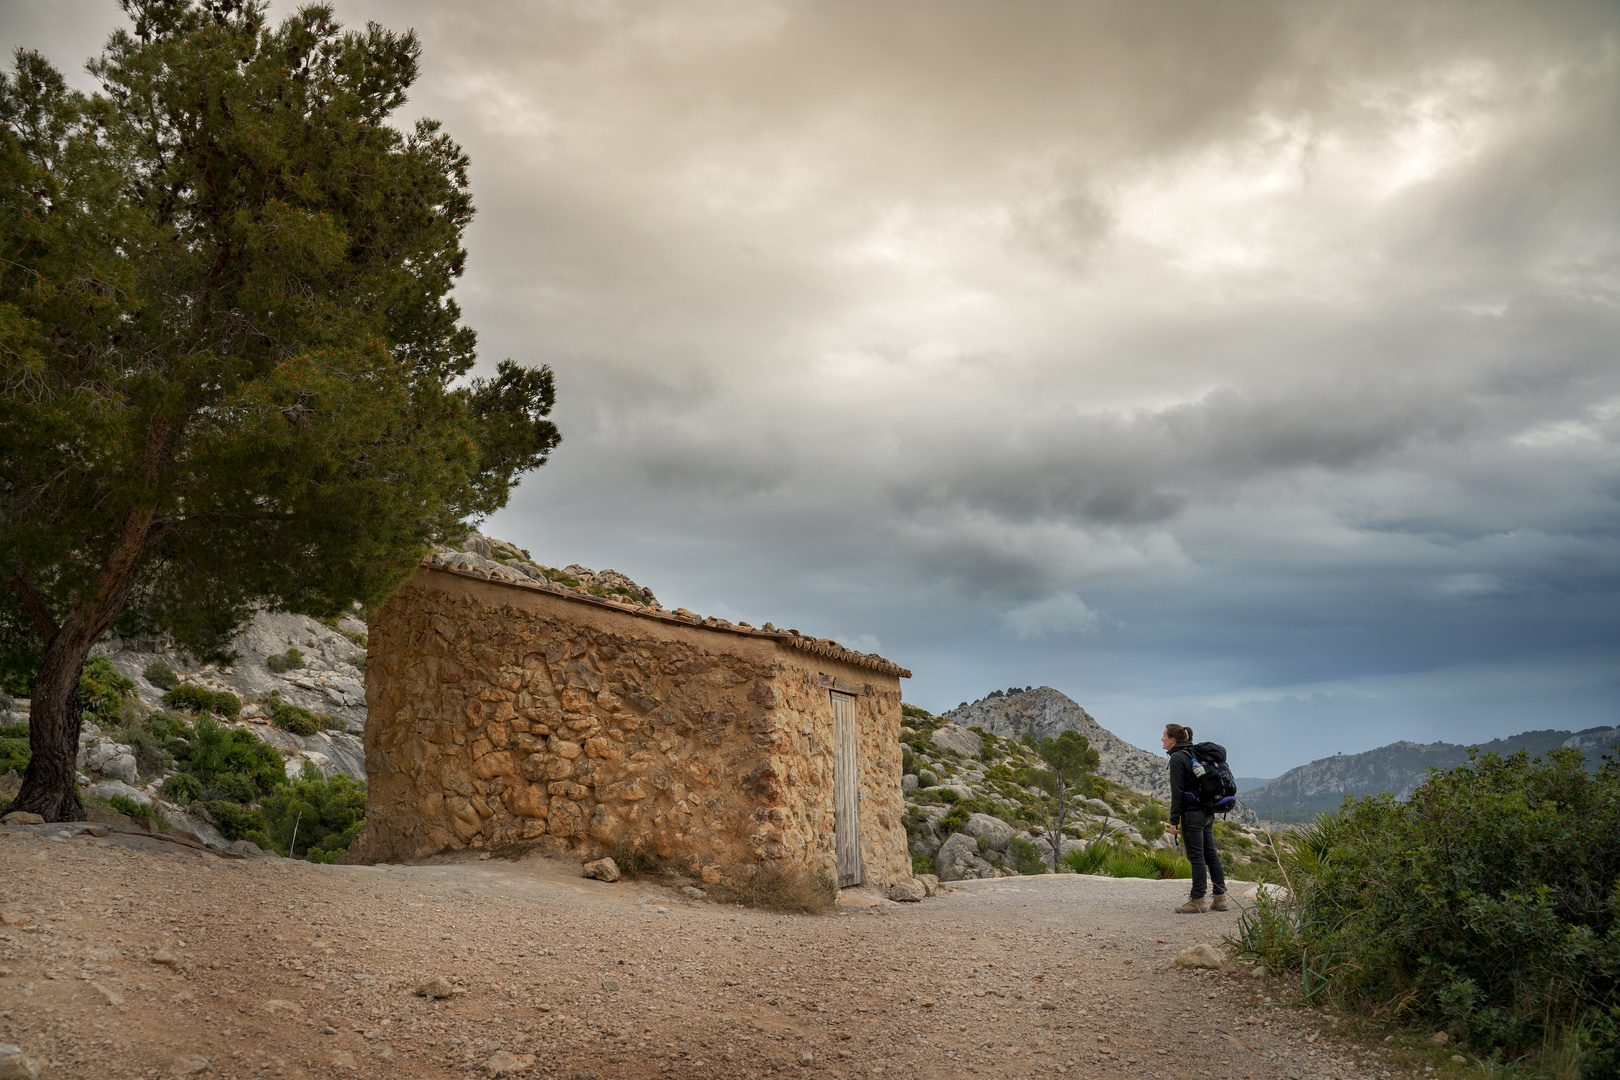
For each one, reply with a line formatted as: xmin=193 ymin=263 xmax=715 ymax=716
xmin=348 ymin=568 xmax=910 ymax=890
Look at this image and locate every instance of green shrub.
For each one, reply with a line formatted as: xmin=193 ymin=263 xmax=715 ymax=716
xmin=202 ymin=771 xmax=259 ymax=805
xmin=179 ymin=716 xmax=286 ymax=795
xmin=1242 ymin=748 xmax=1620 ymax=1068
xmin=162 ymin=685 xmax=241 ymax=717
xmin=160 ymin=773 xmax=202 ymax=804
xmin=938 ymin=805 xmax=970 ymax=834
xmin=203 ymin=799 xmax=267 ymax=842
xmin=101 ymin=792 xmax=162 ymax=823
xmin=1009 ymin=836 xmax=1046 ymax=875
xmin=901 ymin=746 xmax=918 ymax=777
xmin=142 ymin=662 xmax=179 ymax=691
xmin=79 ymin=655 xmax=134 ymax=723
xmin=0 ymin=723 xmax=28 ymax=775
xmin=1062 ymin=841 xmax=1113 ymax=875
xmin=123 ymin=728 xmax=173 ymax=776
xmin=270 ymin=702 xmax=320 ymax=736
xmin=259 ymin=762 xmax=367 ymax=863
xmin=1149 ymin=848 xmax=1192 ymax=879
xmin=911 ymin=855 xmax=935 ymax=876
xmin=916 ymin=769 xmax=937 ymax=788
xmin=1101 ymin=850 xmax=1159 ymax=879
xmin=265 ymin=647 xmax=303 ymax=674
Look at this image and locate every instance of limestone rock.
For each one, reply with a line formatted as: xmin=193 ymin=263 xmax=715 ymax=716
xmin=484 ymin=1050 xmax=536 ymax=1076
xmin=887 ymin=877 xmax=926 ymax=902
xmin=0 ymin=1045 xmax=41 ymax=1080
xmin=0 ymin=812 xmax=43 ymax=826
xmin=964 ymin=813 xmax=1013 ymax=852
xmin=935 ymin=832 xmax=995 ymax=882
xmin=582 ymin=857 xmax=620 ymax=882
xmin=915 ymin=873 xmax=940 ymax=897
xmin=929 ymin=723 xmax=982 ymax=757
xmin=88 ymin=779 xmax=151 ymax=807
xmin=416 ymin=976 xmax=455 ymax=999
xmin=1175 ymin=943 xmax=1225 ymax=970
xmin=901 ymin=773 xmax=919 ymax=791
xmin=1429 ymin=1031 xmax=1450 ymax=1046
xmin=680 ymin=886 xmax=706 ymax=899
xmin=80 ymin=738 xmax=139 ymax=784
xmin=168 ymin=1054 xmax=211 ymax=1076
xmin=150 ymin=950 xmax=182 ymax=969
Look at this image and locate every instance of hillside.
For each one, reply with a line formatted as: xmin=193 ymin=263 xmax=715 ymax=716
xmin=1244 ymin=726 xmax=1620 ymax=819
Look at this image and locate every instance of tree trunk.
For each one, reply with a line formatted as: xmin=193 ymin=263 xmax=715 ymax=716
xmin=8 ymin=506 xmax=156 ymax=822
xmin=10 ymin=631 xmax=92 ymax=821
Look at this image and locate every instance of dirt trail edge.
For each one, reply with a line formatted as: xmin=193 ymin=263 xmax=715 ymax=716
xmin=1 ymin=824 xmax=1394 ymax=1080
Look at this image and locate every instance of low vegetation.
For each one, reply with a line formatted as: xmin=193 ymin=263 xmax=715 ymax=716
xmin=1233 ymin=748 xmax=1618 ymax=1076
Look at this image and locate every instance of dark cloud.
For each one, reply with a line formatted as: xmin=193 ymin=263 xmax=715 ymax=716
xmin=5 ymin=0 xmax=1617 ymax=774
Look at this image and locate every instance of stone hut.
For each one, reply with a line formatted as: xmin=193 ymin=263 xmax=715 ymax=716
xmin=348 ymin=560 xmax=913 ymax=891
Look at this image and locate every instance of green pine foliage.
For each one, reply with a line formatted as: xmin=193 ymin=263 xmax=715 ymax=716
xmin=162 ymin=685 xmax=241 ymax=717
xmin=265 ymin=648 xmax=303 ymax=674
xmin=259 ymin=763 xmax=366 ymax=863
xmin=0 ymin=0 xmax=559 ymax=819
xmin=178 ymin=716 xmax=285 ymax=796
xmin=0 ymin=721 xmax=27 ymax=774
xmin=79 ymin=656 xmax=135 ymax=723
xmin=1009 ymin=836 xmax=1047 ymax=875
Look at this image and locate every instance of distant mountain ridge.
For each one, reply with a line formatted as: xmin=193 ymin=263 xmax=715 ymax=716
xmin=942 ymin=686 xmax=1260 ymax=824
xmin=1244 ymin=726 xmax=1620 ymax=820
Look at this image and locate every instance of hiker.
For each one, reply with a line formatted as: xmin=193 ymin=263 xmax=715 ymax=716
xmin=1163 ymin=723 xmax=1227 ymax=913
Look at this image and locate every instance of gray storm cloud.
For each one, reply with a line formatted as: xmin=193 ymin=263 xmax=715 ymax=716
xmin=4 ymin=0 xmax=1616 ymax=773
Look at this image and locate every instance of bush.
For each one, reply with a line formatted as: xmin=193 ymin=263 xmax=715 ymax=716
xmin=916 ymin=770 xmax=937 ymax=788
xmin=160 ymin=773 xmax=202 ymax=804
xmin=1009 ymin=836 xmax=1046 ymax=875
xmin=912 ymin=854 xmax=935 ymax=876
xmin=123 ymin=728 xmax=173 ymax=776
xmin=163 ymin=685 xmax=241 ymax=717
xmin=259 ymin=763 xmax=367 ymax=862
xmin=265 ymin=648 xmax=303 ymax=674
xmin=202 ymin=771 xmax=260 ymax=805
xmin=179 ymin=716 xmax=286 ymax=795
xmin=80 ymin=655 xmax=134 ymax=723
xmin=0 ymin=723 xmax=28 ymax=775
xmin=938 ymin=805 xmax=970 ymax=834
xmin=204 ymin=799 xmax=268 ymax=843
xmin=1063 ymin=841 xmax=1113 ymax=875
xmin=271 ymin=702 xmax=320 ymax=736
xmin=1242 ymin=749 xmax=1620 ymax=1068
xmin=1149 ymin=849 xmax=1192 ymax=879
xmin=142 ymin=662 xmax=179 ymax=691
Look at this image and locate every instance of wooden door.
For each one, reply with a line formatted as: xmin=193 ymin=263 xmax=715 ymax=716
xmin=832 ymin=690 xmax=863 ymax=887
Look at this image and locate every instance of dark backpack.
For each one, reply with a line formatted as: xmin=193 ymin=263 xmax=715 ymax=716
xmin=1179 ymin=742 xmax=1238 ymax=815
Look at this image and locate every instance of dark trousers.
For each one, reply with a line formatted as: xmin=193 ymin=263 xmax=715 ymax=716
xmin=1182 ymin=810 xmax=1225 ymax=899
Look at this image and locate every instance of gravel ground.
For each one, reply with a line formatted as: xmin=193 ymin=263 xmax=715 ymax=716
xmin=0 ymin=821 xmax=1398 ymax=1080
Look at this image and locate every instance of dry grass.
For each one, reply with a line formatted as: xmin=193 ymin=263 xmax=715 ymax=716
xmin=485 ymin=837 xmax=541 ymax=862
xmin=605 ymin=839 xmax=669 ymax=880
xmin=713 ymin=863 xmax=836 ymax=915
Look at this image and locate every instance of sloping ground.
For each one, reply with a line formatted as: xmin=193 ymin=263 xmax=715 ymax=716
xmin=0 ymin=820 xmax=1397 ymax=1080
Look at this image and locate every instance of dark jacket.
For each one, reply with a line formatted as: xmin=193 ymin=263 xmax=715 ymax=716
xmin=1168 ymin=741 xmax=1229 ymax=826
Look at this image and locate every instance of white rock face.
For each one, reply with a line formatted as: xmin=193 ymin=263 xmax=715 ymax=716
xmin=928 ymin=722 xmax=983 ymax=757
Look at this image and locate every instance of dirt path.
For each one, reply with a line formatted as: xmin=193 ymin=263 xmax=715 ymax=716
xmin=1 ymin=822 xmax=1396 ymax=1080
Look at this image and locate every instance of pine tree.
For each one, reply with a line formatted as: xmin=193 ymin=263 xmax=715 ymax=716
xmin=0 ymin=1 xmax=559 ymax=820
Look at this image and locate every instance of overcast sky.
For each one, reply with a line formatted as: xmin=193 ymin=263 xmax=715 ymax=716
xmin=7 ymin=1 xmax=1617 ymax=775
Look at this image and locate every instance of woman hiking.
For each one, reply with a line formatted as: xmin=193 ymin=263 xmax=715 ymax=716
xmin=1162 ymin=723 xmax=1228 ymax=913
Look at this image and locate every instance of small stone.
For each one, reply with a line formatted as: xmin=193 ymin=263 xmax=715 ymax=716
xmin=602 ymin=980 xmax=620 ymax=992
xmin=1451 ymin=1055 xmax=1467 ymax=1064
xmin=150 ymin=950 xmax=182 ymax=969
xmin=0 ymin=812 xmax=43 ymax=826
xmin=91 ymin=981 xmax=123 ymax=1006
xmin=168 ymin=1054 xmax=211 ymax=1076
xmin=260 ymin=999 xmax=303 ymax=1015
xmin=0 ymin=1044 xmax=41 ymax=1080
xmin=1249 ymin=965 xmax=1267 ymax=978
xmin=0 ymin=913 xmax=23 ymax=927
xmin=680 ymin=886 xmax=705 ymax=899
xmin=582 ymin=857 xmax=620 ymax=882
xmin=483 ymin=1050 xmax=536 ymax=1076
xmin=322 ymin=1026 xmax=337 ymax=1035
xmin=1429 ymin=1031 xmax=1450 ymax=1046
xmin=797 ymin=1051 xmax=814 ymax=1066
xmin=416 ymin=976 xmax=455 ymax=999
xmin=1039 ymin=1001 xmax=1057 ymax=1011
xmin=327 ymin=1050 xmax=357 ymax=1070
xmin=1175 ymin=944 xmax=1225 ymax=970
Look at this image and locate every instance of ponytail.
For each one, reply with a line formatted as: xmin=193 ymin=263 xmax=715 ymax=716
xmin=1164 ymin=723 xmax=1194 ymax=745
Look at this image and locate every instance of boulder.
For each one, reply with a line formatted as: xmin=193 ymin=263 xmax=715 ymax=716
xmin=901 ymin=773 xmax=919 ymax=791
xmin=935 ymin=832 xmax=995 ymax=882
xmin=582 ymin=857 xmax=620 ymax=882
xmin=929 ymin=723 xmax=982 ymax=757
xmin=0 ymin=812 xmax=43 ymax=826
xmin=81 ymin=738 xmax=139 ymax=784
xmin=1083 ymin=798 xmax=1113 ymax=816
xmin=915 ymin=873 xmax=940 ymax=897
xmin=887 ymin=878 xmax=926 ymax=902
xmin=0 ymin=1044 xmax=41 ymax=1080
xmin=1175 ymin=943 xmax=1225 ymax=970
xmin=964 ymin=813 xmax=1014 ymax=852
xmin=87 ymin=779 xmax=152 ymax=807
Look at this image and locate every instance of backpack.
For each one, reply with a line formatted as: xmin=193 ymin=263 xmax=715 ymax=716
xmin=1178 ymin=742 xmax=1238 ymax=815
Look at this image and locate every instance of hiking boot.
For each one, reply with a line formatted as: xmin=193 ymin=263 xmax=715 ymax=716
xmin=1210 ymin=893 xmax=1228 ymax=912
xmin=1176 ymin=896 xmax=1210 ymax=914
